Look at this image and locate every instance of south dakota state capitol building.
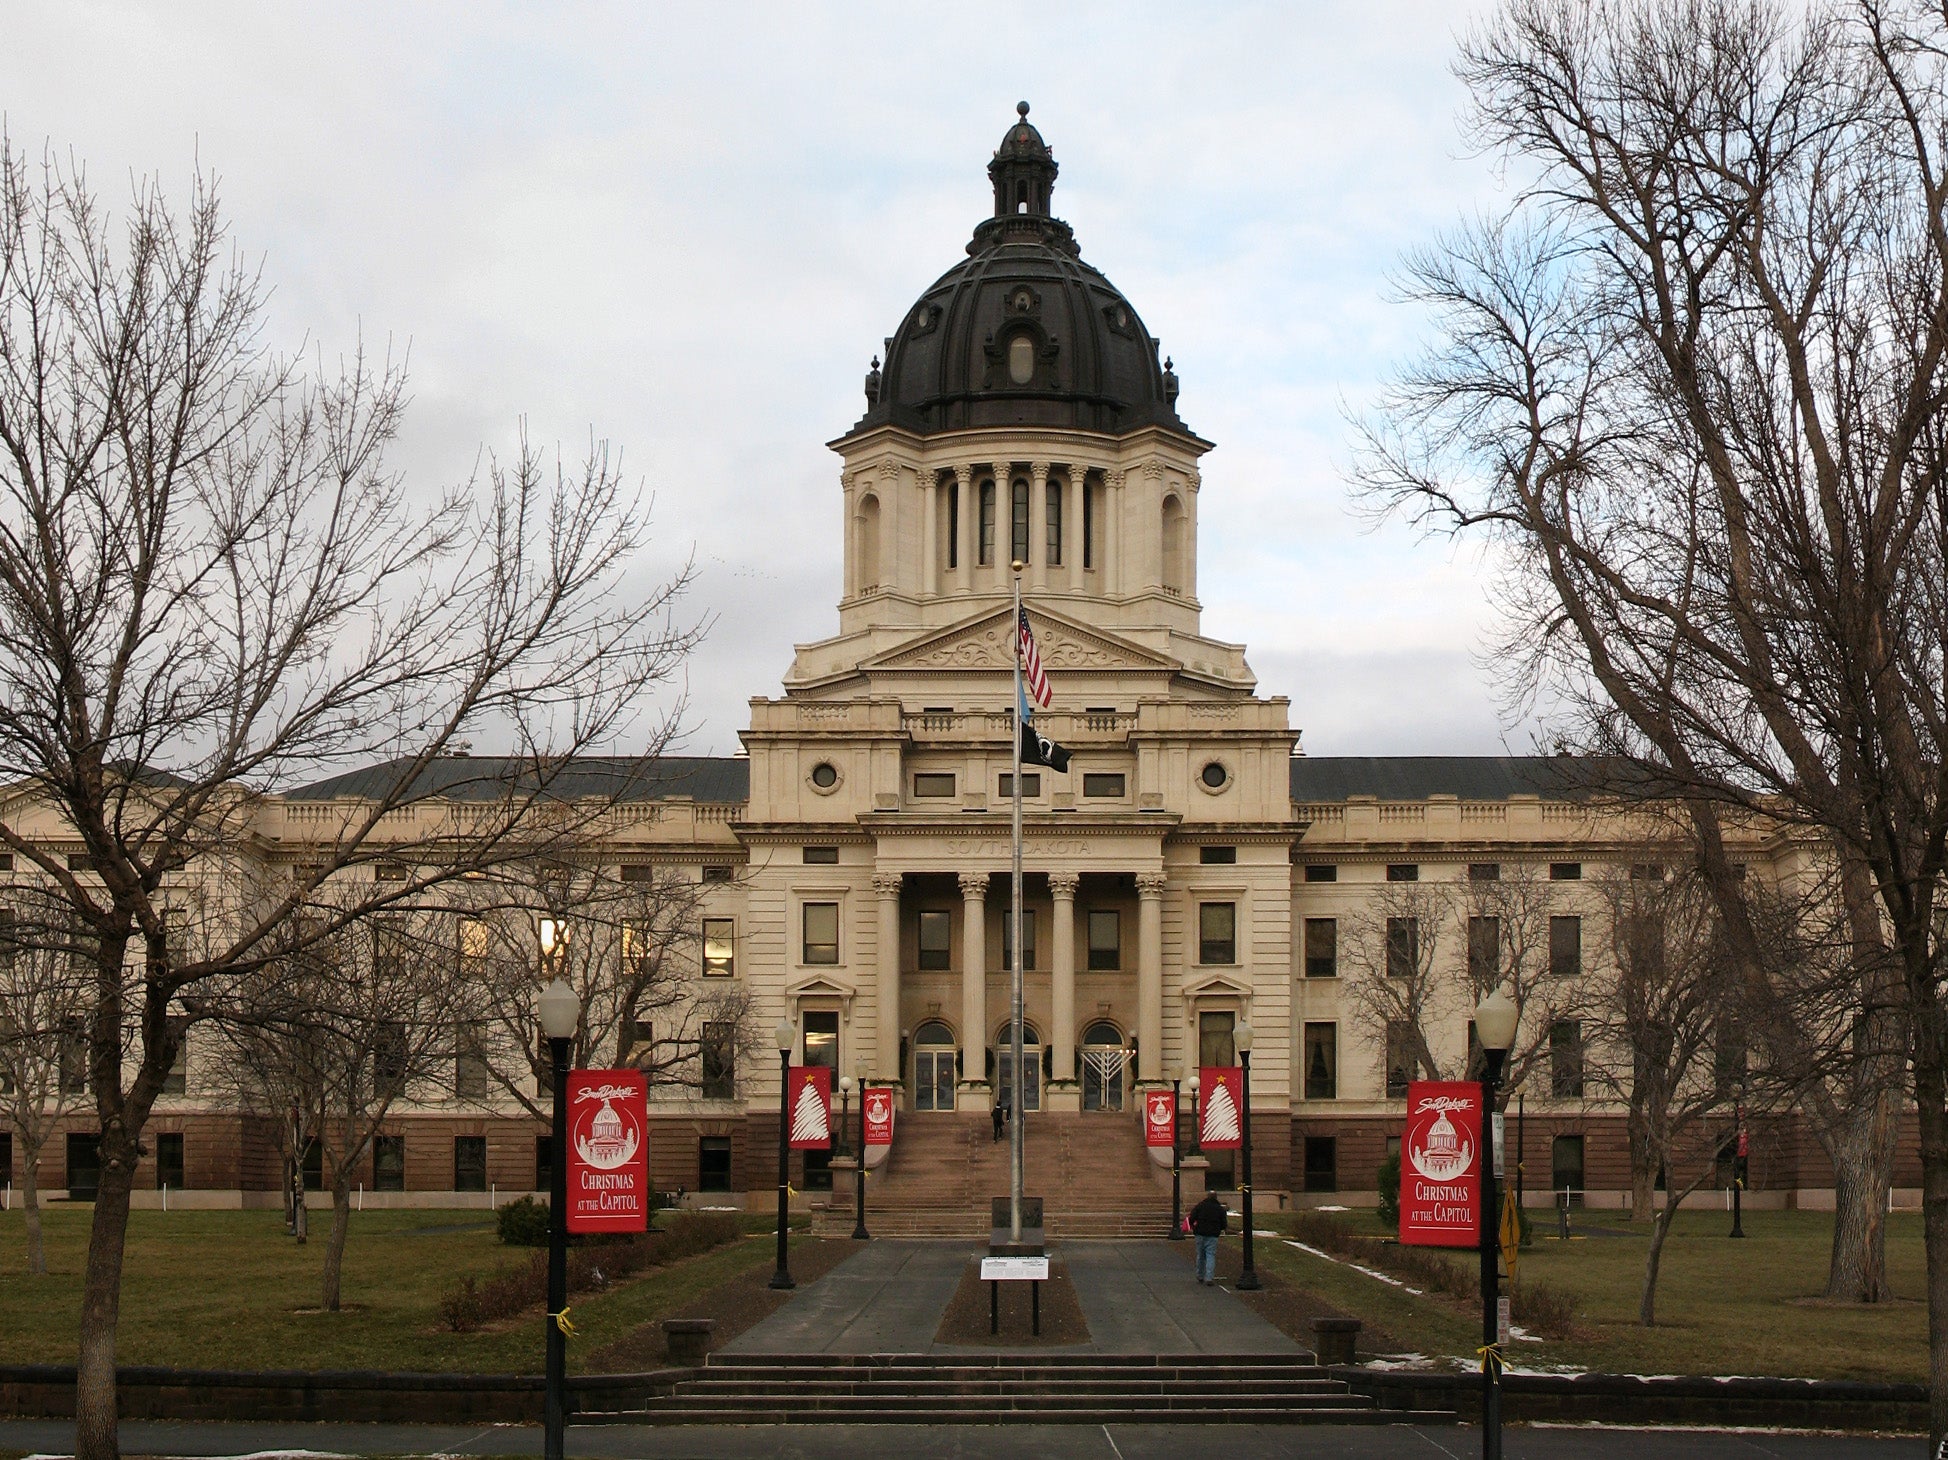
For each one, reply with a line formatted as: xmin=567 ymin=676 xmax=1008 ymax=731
xmin=20 ymin=107 xmax=1906 ymax=1220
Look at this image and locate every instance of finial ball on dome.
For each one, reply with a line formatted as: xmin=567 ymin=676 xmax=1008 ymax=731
xmin=1017 ymin=101 xmax=1030 ymax=118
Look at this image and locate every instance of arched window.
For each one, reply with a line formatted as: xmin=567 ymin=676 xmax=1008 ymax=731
xmin=994 ymin=1020 xmax=1042 ymax=1045
xmin=913 ymin=1020 xmax=956 ymax=1113
xmin=945 ymin=477 xmax=959 ymax=570
xmin=914 ymin=1020 xmax=955 ymax=1045
xmin=979 ymin=480 xmax=996 ymax=565
xmin=1012 ymin=477 xmax=1031 ymax=563
xmin=856 ymin=494 xmax=880 ymax=593
xmin=1081 ymin=1021 xmax=1128 ymax=1111
xmin=1046 ymin=478 xmax=1063 ymax=566
xmin=1082 ymin=1020 xmax=1123 ymax=1047
xmin=1161 ymin=494 xmax=1186 ymax=594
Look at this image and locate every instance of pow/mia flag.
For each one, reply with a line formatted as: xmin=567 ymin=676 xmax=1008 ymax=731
xmin=1018 ymin=687 xmax=1072 ymax=772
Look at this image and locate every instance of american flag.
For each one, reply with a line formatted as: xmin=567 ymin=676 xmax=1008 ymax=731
xmin=1017 ymin=607 xmax=1052 ymax=709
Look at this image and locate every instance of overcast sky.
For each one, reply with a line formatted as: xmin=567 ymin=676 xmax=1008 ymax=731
xmin=4 ymin=0 xmax=1540 ymax=759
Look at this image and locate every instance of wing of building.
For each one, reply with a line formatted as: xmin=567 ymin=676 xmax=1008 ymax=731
xmin=13 ymin=105 xmax=1910 ymax=1221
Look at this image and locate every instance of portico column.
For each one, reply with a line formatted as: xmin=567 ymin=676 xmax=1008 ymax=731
xmin=959 ymin=871 xmax=989 ymax=1088
xmin=1049 ymin=872 xmax=1078 ymax=1084
xmin=1136 ymin=872 xmax=1166 ymax=1082
xmin=873 ymin=874 xmax=903 ymax=1082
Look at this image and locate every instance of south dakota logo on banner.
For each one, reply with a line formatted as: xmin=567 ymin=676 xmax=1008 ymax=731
xmin=1144 ymin=1087 xmax=1176 ymax=1148
xmin=1399 ymin=1080 xmax=1482 ymax=1248
xmin=1198 ymin=1066 xmax=1243 ymax=1150
xmin=787 ymin=1065 xmax=832 ymax=1150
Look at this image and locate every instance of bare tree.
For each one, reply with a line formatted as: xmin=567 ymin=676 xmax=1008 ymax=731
xmin=1344 ymin=880 xmax=1458 ymax=1089
xmin=0 ymin=891 xmax=89 ymax=1273
xmin=1354 ymin=0 xmax=1935 ymax=1360
xmin=0 ymin=143 xmax=701 ymax=1458
xmin=1461 ymin=862 xmax=1573 ymax=1095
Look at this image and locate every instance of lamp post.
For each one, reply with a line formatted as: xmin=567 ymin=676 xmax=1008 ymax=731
xmin=852 ymin=1057 xmax=871 ymax=1241
xmin=535 ymin=968 xmax=580 ymax=1460
xmin=1473 ymin=987 xmax=1520 ymax=1460
xmin=837 ymin=1075 xmax=853 ymax=1160
xmin=1234 ymin=1021 xmax=1260 ymax=1291
xmin=1167 ymin=1064 xmax=1184 ymax=1240
xmin=1731 ymin=1101 xmax=1747 ymax=1239
xmin=1187 ymin=1071 xmax=1202 ymax=1158
xmin=770 ymin=1018 xmax=796 ymax=1290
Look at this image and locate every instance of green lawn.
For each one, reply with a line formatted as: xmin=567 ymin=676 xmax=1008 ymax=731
xmin=0 ymin=1204 xmax=791 ymax=1374
xmin=1269 ymin=1208 xmax=1928 ymax=1382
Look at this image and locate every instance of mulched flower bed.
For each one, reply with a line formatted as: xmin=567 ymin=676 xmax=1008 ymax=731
xmin=933 ymin=1256 xmax=1091 ymax=1347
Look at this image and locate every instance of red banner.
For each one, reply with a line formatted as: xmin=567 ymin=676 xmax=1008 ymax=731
xmin=1198 ymin=1065 xmax=1243 ymax=1150
xmin=787 ymin=1065 xmax=832 ymax=1150
xmin=1144 ymin=1088 xmax=1176 ymax=1148
xmin=1399 ymin=1080 xmax=1482 ymax=1248
xmin=862 ymin=1085 xmax=895 ymax=1146
xmin=564 ymin=1069 xmax=648 ymax=1234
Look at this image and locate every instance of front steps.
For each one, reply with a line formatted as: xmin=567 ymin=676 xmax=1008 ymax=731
xmin=584 ymin=1353 xmax=1455 ymax=1425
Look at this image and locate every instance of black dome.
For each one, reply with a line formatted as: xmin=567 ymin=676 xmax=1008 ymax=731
xmin=847 ymin=105 xmax=1191 ymax=441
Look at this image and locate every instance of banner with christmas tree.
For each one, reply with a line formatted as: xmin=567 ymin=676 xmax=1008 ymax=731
xmin=787 ymin=1065 xmax=833 ymax=1150
xmin=1197 ymin=1065 xmax=1243 ymax=1150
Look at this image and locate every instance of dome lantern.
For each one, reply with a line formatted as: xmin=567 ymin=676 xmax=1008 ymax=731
xmin=990 ymin=101 xmax=1057 ymax=220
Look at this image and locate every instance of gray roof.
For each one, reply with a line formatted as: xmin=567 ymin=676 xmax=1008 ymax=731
xmin=289 ymin=755 xmax=750 ymax=804
xmin=1289 ymin=756 xmax=1608 ymax=803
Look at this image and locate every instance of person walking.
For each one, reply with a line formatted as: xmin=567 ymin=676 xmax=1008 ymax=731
xmin=1189 ymin=1191 xmax=1228 ymax=1285
xmin=992 ymin=1100 xmax=1006 ymax=1143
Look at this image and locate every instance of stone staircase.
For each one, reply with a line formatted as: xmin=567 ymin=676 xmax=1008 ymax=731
xmin=582 ymin=1353 xmax=1453 ymax=1425
xmin=813 ymin=1110 xmax=1172 ymax=1238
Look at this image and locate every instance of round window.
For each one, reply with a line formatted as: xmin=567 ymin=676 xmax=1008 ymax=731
xmin=810 ymin=762 xmax=838 ymax=788
xmin=1200 ymin=761 xmax=1228 ymax=789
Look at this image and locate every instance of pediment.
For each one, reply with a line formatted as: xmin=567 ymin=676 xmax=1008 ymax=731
xmin=865 ymin=607 xmax=1178 ymax=675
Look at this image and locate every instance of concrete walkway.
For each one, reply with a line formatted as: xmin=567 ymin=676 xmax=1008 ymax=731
xmin=723 ymin=1238 xmax=1298 ymax=1355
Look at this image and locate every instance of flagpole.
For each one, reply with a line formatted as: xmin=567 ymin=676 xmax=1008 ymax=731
xmin=1010 ymin=561 xmax=1026 ymax=1247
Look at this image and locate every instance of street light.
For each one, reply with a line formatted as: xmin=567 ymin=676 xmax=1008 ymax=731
xmin=1473 ymin=986 xmax=1520 ymax=1460
xmin=1234 ymin=1021 xmax=1260 ymax=1291
xmin=770 ymin=1018 xmax=796 ymax=1290
xmin=1167 ymin=1063 xmax=1184 ymax=1241
xmin=1187 ymin=1071 xmax=1202 ymax=1158
xmin=852 ymin=1057 xmax=871 ymax=1241
xmin=535 ymin=972 xmax=580 ymax=1460
xmin=837 ymin=1075 xmax=854 ymax=1160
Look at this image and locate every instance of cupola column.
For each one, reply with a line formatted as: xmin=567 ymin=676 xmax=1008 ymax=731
xmin=955 ymin=466 xmax=975 ymax=594
xmin=1029 ymin=461 xmax=1051 ymax=591
xmin=1136 ymin=872 xmax=1167 ymax=1083
xmin=959 ymin=871 xmax=989 ymax=1091
xmin=921 ymin=470 xmax=939 ymax=597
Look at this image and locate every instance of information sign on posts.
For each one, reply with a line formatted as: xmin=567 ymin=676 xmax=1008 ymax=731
xmin=1144 ymin=1088 xmax=1176 ymax=1148
xmin=1398 ymin=1080 xmax=1483 ymax=1248
xmin=863 ymin=1085 xmax=895 ymax=1146
xmin=565 ymin=1070 xmax=648 ymax=1234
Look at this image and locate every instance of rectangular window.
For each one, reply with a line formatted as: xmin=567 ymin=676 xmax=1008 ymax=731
xmin=1385 ymin=1021 xmax=1416 ymax=1098
xmin=701 ymin=864 xmax=734 ymax=884
xmin=1083 ymin=479 xmax=1095 ymax=570
xmin=1553 ymin=1134 xmax=1585 ymax=1208
xmin=455 ymin=1032 xmax=489 ymax=1099
xmin=302 ymin=1137 xmax=323 ymax=1191
xmin=1386 ymin=863 xmax=1419 ymax=882
xmin=534 ymin=1136 xmax=553 ymax=1192
xmin=1303 ymin=917 xmax=1337 ymax=978
xmin=1468 ymin=916 xmax=1499 ymax=986
xmin=702 ymin=1021 xmax=736 ymax=1100
xmin=802 ymin=902 xmax=840 ymax=964
xmin=155 ymin=1132 xmax=184 ymax=1191
xmin=1001 ymin=908 xmax=1037 ymax=971
xmin=1715 ymin=1019 xmax=1747 ymax=1092
xmin=0 ymin=1132 xmax=10 ymax=1185
xmin=454 ymin=1135 xmax=488 ymax=1192
xmin=1198 ymin=902 xmax=1236 ymax=964
xmin=375 ymin=1021 xmax=407 ymax=1096
xmin=702 ymin=917 xmax=736 ymax=977
xmin=979 ymin=480 xmax=996 ymax=565
xmin=699 ymin=1136 xmax=733 ymax=1192
xmin=1468 ymin=862 xmax=1501 ymax=881
xmin=630 ymin=1019 xmax=653 ymax=1068
xmin=1302 ymin=864 xmax=1337 ymax=883
xmin=373 ymin=860 xmax=406 ymax=882
xmin=912 ymin=773 xmax=957 ymax=799
xmin=803 ymin=845 xmax=840 ymax=864
xmin=803 ymin=1146 xmax=833 ymax=1192
xmin=917 ymin=909 xmax=952 ymax=971
xmin=1082 ymin=772 xmax=1126 ymax=798
xmin=1198 ymin=1009 xmax=1236 ymax=1068
xmin=1385 ymin=917 xmax=1419 ymax=980
xmin=803 ymin=1010 xmax=839 ymax=1069
xmin=1087 ymin=909 xmax=1121 ymax=971
xmin=373 ymin=1134 xmax=405 ymax=1192
xmin=1200 ymin=846 xmax=1236 ymax=865
xmin=67 ymin=1133 xmax=101 ymax=1199
xmin=161 ymin=1016 xmax=189 ymax=1095
xmin=1549 ymin=915 xmax=1582 ymax=978
xmin=1046 ymin=479 xmax=1063 ymax=565
xmin=1630 ymin=863 xmax=1665 ymax=881
xmin=1550 ymin=1020 xmax=1585 ymax=1098
xmin=999 ymin=772 xmax=1041 ymax=798
xmin=1303 ymin=1022 xmax=1337 ymax=1101
xmin=59 ymin=1017 xmax=88 ymax=1094
xmin=1012 ymin=477 xmax=1031 ymax=563
xmin=1549 ymin=861 xmax=1583 ymax=881
xmin=1303 ymin=1135 xmax=1338 ymax=1194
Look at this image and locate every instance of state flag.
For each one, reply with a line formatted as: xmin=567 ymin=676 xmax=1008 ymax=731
xmin=1018 ymin=686 xmax=1071 ymax=773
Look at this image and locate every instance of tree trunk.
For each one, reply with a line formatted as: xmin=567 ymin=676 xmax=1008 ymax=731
xmin=1913 ymin=1041 xmax=1948 ymax=1455
xmin=22 ymin=1146 xmax=45 ymax=1275
xmin=1824 ymin=1099 xmax=1895 ymax=1302
xmin=321 ymin=1185 xmax=352 ymax=1312
xmin=1640 ymin=1191 xmax=1685 ymax=1327
xmin=74 ymin=1149 xmax=135 ymax=1460
xmin=1626 ymin=1110 xmax=1655 ymax=1221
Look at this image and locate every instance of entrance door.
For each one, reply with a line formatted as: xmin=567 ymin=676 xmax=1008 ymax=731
xmin=994 ymin=1022 xmax=1042 ymax=1112
xmin=913 ymin=1020 xmax=956 ymax=1111
xmin=1080 ymin=1020 xmax=1128 ymax=1111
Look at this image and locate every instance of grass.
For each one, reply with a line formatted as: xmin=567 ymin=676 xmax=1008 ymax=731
xmin=0 ymin=1203 xmax=802 ymax=1374
xmin=1267 ymin=1207 xmax=1928 ymax=1383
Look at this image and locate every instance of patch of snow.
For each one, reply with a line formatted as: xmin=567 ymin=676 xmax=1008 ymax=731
xmin=1285 ymin=1238 xmax=1425 ymax=1295
xmin=1316 ymin=1204 xmax=1351 ymax=1212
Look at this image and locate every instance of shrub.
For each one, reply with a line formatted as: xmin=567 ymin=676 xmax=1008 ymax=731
xmin=438 ymin=1275 xmax=485 ymax=1333
xmin=497 ymin=1195 xmax=550 ymax=1247
xmin=1510 ymin=1276 xmax=1579 ymax=1338
xmin=1376 ymin=1149 xmax=1401 ymax=1231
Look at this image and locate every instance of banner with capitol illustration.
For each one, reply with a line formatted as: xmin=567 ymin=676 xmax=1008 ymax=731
xmin=1197 ymin=1066 xmax=1243 ymax=1150
xmin=1143 ymin=1087 xmax=1177 ymax=1148
xmin=1399 ymin=1080 xmax=1482 ymax=1248
xmin=787 ymin=1065 xmax=833 ymax=1150
xmin=862 ymin=1085 xmax=895 ymax=1146
xmin=564 ymin=1070 xmax=649 ymax=1234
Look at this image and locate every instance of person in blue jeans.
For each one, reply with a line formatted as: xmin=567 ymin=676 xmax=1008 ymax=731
xmin=1188 ymin=1191 xmax=1228 ymax=1285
